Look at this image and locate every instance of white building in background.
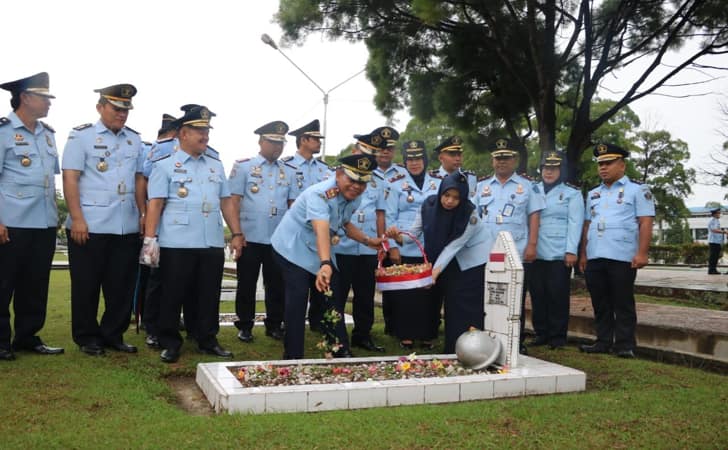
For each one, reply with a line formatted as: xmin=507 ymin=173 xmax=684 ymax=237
xmin=654 ymin=206 xmax=726 ymax=243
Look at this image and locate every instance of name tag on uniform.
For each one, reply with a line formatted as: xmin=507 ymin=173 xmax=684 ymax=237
xmin=357 ymin=211 xmax=365 ymax=223
xmin=270 ymin=207 xmax=278 ymax=216
xmin=502 ymin=203 xmax=515 ymax=217
xmin=174 ymin=169 xmax=187 ymax=173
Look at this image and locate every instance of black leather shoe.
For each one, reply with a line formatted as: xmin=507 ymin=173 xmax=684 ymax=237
xmin=107 ymin=342 xmax=138 ymax=353
xmin=420 ymin=341 xmax=436 ymax=351
xmin=145 ymin=335 xmax=160 ymax=349
xmin=80 ymin=344 xmax=105 ymax=356
xmin=615 ymin=349 xmax=635 ymax=358
xmin=519 ymin=344 xmax=529 ymax=355
xmin=265 ymin=328 xmax=284 ymax=340
xmin=160 ymin=349 xmax=180 ymax=363
xmin=29 ymin=344 xmax=64 ymax=355
xmin=237 ymin=329 xmax=254 ymax=343
xmin=333 ymin=348 xmax=353 ymax=358
xmin=352 ymin=337 xmax=385 ymax=352
xmin=0 ymin=349 xmax=15 ymax=361
xmin=399 ymin=341 xmax=414 ymax=350
xmin=528 ymin=336 xmax=549 ymax=347
xmin=579 ymin=343 xmax=611 ymax=354
xmin=199 ymin=344 xmax=233 ymax=358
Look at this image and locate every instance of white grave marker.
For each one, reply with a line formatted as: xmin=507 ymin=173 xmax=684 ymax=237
xmin=484 ymin=231 xmax=523 ymax=367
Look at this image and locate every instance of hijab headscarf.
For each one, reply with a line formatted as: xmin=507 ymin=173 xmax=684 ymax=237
xmin=421 ymin=172 xmax=475 ymax=261
xmin=402 ymin=140 xmax=428 ymax=190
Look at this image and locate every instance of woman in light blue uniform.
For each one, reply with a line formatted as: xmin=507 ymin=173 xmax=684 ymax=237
xmin=527 ymin=151 xmax=583 ymax=349
xmin=388 ymin=173 xmax=488 ymax=354
xmin=386 ymin=140 xmax=441 ymax=350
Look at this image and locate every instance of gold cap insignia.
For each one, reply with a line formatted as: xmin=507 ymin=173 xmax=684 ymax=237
xmin=381 ymin=128 xmax=392 ymax=139
xmin=371 ymin=135 xmax=382 ymax=146
xmin=496 ymin=139 xmax=508 ymax=149
xmin=409 ymin=141 xmax=418 ymax=149
xmin=452 ymin=136 xmax=462 ymax=145
xmin=200 ymin=108 xmax=210 ymax=120
xmin=597 ymin=144 xmax=607 ymax=154
xmin=358 ymin=157 xmax=372 ymax=170
xmin=120 ymin=86 xmax=132 ymax=98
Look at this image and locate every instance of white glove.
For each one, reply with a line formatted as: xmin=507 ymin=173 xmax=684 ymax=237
xmin=140 ymin=236 xmax=160 ymax=268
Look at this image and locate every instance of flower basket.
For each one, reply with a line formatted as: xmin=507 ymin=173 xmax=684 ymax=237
xmin=375 ymin=231 xmax=433 ymax=291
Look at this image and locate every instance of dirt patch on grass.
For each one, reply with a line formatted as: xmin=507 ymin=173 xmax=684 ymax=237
xmin=166 ymin=376 xmax=214 ymax=416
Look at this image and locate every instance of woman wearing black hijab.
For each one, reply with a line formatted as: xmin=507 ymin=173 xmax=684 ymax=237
xmin=387 ymin=173 xmax=489 ymax=353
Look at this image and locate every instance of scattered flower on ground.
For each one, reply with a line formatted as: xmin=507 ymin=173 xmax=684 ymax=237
xmin=231 ymin=353 xmax=502 ymax=388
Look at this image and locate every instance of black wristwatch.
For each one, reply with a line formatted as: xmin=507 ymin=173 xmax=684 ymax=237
xmin=320 ymin=260 xmax=334 ymax=269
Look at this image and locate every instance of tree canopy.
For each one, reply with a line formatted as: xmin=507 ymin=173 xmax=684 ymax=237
xmin=276 ymin=0 xmax=728 ymax=181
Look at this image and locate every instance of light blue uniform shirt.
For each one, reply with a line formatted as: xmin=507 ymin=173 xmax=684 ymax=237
xmin=61 ymin=121 xmax=143 ymax=234
xmin=227 ymin=155 xmax=295 ymax=245
xmin=584 ymin=175 xmax=655 ymax=262
xmin=142 ymin=137 xmax=220 ymax=178
xmin=536 ymin=181 xmax=584 ymax=260
xmin=335 ymin=172 xmax=387 ymax=256
xmin=148 ymin=150 xmax=229 ymax=248
xmin=0 ymin=113 xmax=59 ymax=228
xmin=435 ymin=166 xmax=478 ymax=200
xmin=387 ymin=171 xmax=440 ymax=257
xmin=476 ymin=173 xmax=546 ymax=258
xmin=709 ymin=217 xmax=724 ymax=244
xmin=271 ymin=177 xmax=361 ymax=275
xmin=282 ymin=153 xmax=332 ymax=199
xmin=404 ymin=209 xmax=488 ymax=271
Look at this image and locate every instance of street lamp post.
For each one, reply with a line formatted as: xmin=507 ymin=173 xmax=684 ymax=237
xmin=261 ymin=33 xmax=365 ymax=159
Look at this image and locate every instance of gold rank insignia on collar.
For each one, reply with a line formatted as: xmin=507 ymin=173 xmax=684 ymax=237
xmin=325 ymin=187 xmax=339 ymax=199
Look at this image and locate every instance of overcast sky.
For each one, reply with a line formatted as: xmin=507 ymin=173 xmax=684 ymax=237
xmin=4 ymin=0 xmax=727 ymax=206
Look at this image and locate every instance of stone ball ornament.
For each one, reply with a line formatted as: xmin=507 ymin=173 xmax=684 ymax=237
xmin=455 ymin=328 xmax=502 ymax=370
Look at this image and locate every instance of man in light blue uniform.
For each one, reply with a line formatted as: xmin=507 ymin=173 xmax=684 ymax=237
xmin=476 ymin=138 xmax=545 ymax=258
xmin=143 ymin=105 xmax=243 ymax=363
xmin=282 ymin=119 xmax=332 ymax=332
xmin=528 ymin=151 xmax=584 ymax=349
xmin=0 ymin=72 xmax=64 ymax=360
xmin=62 ymin=83 xmax=146 ymax=356
xmin=578 ymin=143 xmax=654 ymax=358
xmin=335 ymin=128 xmax=391 ymax=352
xmin=136 ymin=113 xmax=178 ymax=349
xmin=431 ymin=135 xmax=478 ymax=202
xmin=271 ymin=154 xmax=382 ymax=360
xmin=476 ymin=137 xmax=545 ymax=354
xmin=228 ymin=120 xmax=295 ymax=343
xmin=282 ymin=119 xmax=332 ymax=198
xmin=707 ymin=208 xmax=726 ymax=274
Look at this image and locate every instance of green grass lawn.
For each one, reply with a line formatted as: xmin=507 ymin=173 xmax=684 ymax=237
xmin=1 ymin=271 xmax=726 ymax=449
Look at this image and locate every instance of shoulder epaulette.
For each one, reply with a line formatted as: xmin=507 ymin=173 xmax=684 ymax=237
xmin=565 ymin=181 xmax=581 ymax=190
xmin=206 ymin=145 xmax=220 ymax=156
xmin=519 ymin=172 xmax=533 ymax=181
xmin=284 ymin=162 xmax=298 ymax=170
xmin=429 ymin=170 xmax=444 ymax=179
xmin=0 ymin=117 xmax=9 ymax=127
xmin=73 ymin=123 xmax=92 ymax=131
xmin=631 ymin=179 xmax=644 ymax=185
xmin=40 ymin=121 xmax=55 ymax=133
xmin=156 ymin=137 xmax=173 ymax=144
xmin=373 ymin=172 xmax=384 ymax=180
xmin=462 ymin=169 xmax=475 ymax=176
xmin=396 ymin=163 xmax=405 ymax=168
xmin=204 ymin=151 xmax=220 ymax=161
xmin=588 ymin=184 xmax=600 ymax=191
xmin=235 ymin=158 xmax=250 ymax=164
xmin=315 ymin=157 xmax=331 ymax=167
xmin=124 ymin=125 xmax=140 ymax=135
xmin=142 ymin=141 xmax=153 ymax=146
xmin=389 ymin=173 xmax=406 ymax=183
xmin=152 ymin=154 xmax=171 ymax=163
xmin=477 ymin=175 xmax=489 ymax=182
xmin=282 ymin=155 xmax=294 ymax=162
